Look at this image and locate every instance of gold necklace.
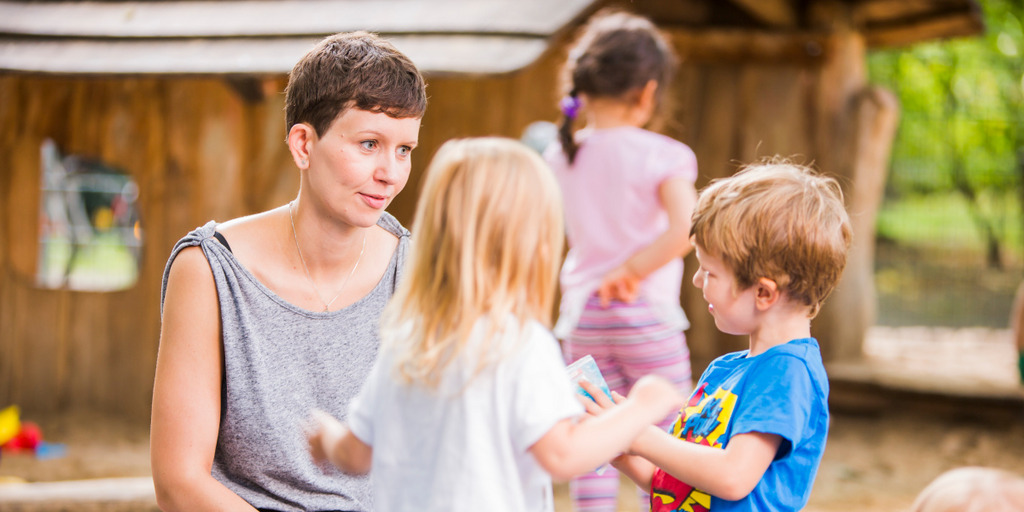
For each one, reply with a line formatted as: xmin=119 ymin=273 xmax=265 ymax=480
xmin=288 ymin=202 xmax=366 ymax=312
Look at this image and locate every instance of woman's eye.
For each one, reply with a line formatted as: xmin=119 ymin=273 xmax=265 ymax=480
xmin=397 ymin=146 xmax=412 ymax=157
xmin=360 ymin=140 xmax=377 ymax=150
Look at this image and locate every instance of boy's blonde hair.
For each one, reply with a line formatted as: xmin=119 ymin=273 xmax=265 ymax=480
xmin=690 ymin=160 xmax=852 ymax=317
xmin=910 ymin=467 xmax=1024 ymax=512
xmin=382 ymin=137 xmax=565 ymax=388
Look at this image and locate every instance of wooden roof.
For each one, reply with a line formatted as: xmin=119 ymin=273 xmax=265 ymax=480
xmin=0 ymin=0 xmax=598 ymax=75
xmin=639 ymin=0 xmax=985 ymax=48
xmin=0 ymin=0 xmax=984 ymax=76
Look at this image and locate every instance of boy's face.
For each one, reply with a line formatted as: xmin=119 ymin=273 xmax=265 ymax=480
xmin=692 ymin=244 xmax=758 ymax=336
xmin=305 ymin=108 xmax=421 ymax=227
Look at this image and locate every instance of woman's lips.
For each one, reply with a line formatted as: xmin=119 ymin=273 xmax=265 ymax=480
xmin=361 ymin=193 xmax=387 ymax=209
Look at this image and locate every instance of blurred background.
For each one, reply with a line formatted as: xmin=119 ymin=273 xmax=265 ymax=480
xmin=1 ymin=0 xmax=1023 ymax=510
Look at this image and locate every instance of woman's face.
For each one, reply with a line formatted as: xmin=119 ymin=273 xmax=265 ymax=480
xmin=305 ymin=108 xmax=421 ymax=227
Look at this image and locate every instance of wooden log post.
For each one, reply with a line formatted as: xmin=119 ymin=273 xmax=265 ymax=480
xmin=811 ymin=21 xmax=900 ymax=362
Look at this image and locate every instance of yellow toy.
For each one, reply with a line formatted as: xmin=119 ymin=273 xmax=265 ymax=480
xmin=0 ymin=405 xmax=20 ymax=446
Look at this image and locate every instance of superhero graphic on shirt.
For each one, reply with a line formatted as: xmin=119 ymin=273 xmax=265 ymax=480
xmin=650 ymin=376 xmax=739 ymax=512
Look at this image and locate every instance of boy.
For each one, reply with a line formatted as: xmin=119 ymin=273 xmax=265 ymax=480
xmin=584 ymin=161 xmax=852 ymax=511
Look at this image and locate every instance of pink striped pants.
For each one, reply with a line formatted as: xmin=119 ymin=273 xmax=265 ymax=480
xmin=563 ymin=296 xmax=692 ymax=512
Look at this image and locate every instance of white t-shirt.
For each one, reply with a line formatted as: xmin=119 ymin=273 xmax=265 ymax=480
xmin=347 ymin=317 xmax=585 ymax=512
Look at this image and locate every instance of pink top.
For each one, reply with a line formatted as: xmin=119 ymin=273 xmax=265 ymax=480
xmin=545 ymin=126 xmax=698 ymax=338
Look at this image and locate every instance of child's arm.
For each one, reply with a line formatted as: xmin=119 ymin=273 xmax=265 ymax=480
xmin=529 ymin=375 xmax=685 ymax=481
xmin=585 ymin=381 xmax=781 ymax=501
xmin=609 ymin=446 xmax=660 ymax=490
xmin=306 ymin=410 xmax=373 ymax=475
xmin=631 ymin=425 xmax=781 ymax=501
xmin=597 ymin=176 xmax=697 ymax=306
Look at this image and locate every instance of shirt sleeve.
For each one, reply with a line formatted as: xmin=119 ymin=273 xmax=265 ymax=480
xmin=509 ymin=325 xmax=586 ymax=453
xmin=729 ymin=353 xmax=816 ymax=459
xmin=646 ymin=138 xmax=698 ymax=185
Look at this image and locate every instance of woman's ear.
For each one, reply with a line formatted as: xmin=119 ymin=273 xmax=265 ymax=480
xmin=754 ymin=277 xmax=780 ymax=311
xmin=287 ymin=123 xmax=316 ymax=170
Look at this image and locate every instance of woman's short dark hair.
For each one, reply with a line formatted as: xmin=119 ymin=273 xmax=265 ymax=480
xmin=285 ymin=31 xmax=428 ymax=137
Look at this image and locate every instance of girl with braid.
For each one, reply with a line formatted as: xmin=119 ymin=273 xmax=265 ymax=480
xmin=544 ymin=10 xmax=698 ymax=511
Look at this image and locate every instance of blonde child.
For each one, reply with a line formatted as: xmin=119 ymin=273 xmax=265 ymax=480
xmin=306 ymin=137 xmax=685 ymax=512
xmin=545 ymin=10 xmax=698 ymax=509
xmin=583 ymin=161 xmax=852 ymax=511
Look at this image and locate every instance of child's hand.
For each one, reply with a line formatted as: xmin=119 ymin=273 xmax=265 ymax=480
xmin=628 ymin=375 xmax=686 ymax=416
xmin=597 ymin=265 xmax=641 ymax=307
xmin=578 ymin=379 xmax=626 ymax=416
xmin=306 ymin=409 xmax=345 ymax=468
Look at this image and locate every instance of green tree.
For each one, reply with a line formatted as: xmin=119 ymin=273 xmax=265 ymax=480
xmin=869 ymin=0 xmax=1024 ymax=268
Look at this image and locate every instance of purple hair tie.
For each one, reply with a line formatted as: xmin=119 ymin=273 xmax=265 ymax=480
xmin=560 ymin=95 xmax=581 ymax=120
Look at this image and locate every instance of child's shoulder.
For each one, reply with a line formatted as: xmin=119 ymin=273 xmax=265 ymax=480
xmin=600 ymin=126 xmax=691 ymax=151
xmin=757 ymin=338 xmax=828 ymax=386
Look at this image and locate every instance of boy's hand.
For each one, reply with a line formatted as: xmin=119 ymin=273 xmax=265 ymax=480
xmin=597 ymin=265 xmax=641 ymax=307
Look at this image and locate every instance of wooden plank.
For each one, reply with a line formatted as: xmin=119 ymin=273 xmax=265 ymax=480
xmin=853 ymin=0 xmax=974 ymax=25
xmin=864 ymin=11 xmax=984 ymax=48
xmin=0 ymin=34 xmax=552 ymax=76
xmin=241 ymin=77 xmax=297 ymax=214
xmin=810 ymin=27 xmax=871 ymax=362
xmin=682 ymin=64 xmax=750 ymax=372
xmin=0 ymin=0 xmax=595 ymax=38
xmin=725 ymin=0 xmax=798 ymax=28
xmin=616 ymin=0 xmax=711 ymax=26
xmin=736 ymin=65 xmax=816 ymax=163
xmin=667 ymin=28 xmax=828 ymax=65
xmin=825 ymin=86 xmax=899 ymax=362
xmin=9 ymin=283 xmax=67 ymax=413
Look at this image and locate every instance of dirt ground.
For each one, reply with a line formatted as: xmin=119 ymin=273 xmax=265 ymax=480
xmin=2 ymin=326 xmax=1023 ymax=511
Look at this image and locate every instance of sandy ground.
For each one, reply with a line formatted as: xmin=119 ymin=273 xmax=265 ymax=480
xmin=2 ymin=327 xmax=1022 ymax=511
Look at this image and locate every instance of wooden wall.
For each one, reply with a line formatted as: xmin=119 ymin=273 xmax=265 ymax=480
xmin=0 ymin=49 xmax=566 ymax=421
xmin=0 ymin=23 xmax=896 ymax=420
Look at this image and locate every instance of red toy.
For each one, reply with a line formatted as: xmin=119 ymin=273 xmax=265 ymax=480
xmin=1 ymin=421 xmax=42 ymax=453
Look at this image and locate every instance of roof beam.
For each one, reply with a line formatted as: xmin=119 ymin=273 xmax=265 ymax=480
xmin=726 ymin=0 xmax=798 ymax=28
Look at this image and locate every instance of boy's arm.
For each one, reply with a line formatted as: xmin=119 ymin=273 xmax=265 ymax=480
xmin=610 ymin=450 xmax=659 ymax=490
xmin=597 ymin=176 xmax=696 ymax=306
xmin=307 ymin=410 xmax=373 ymax=475
xmin=631 ymin=426 xmax=782 ymax=501
xmin=529 ymin=376 xmax=684 ymax=482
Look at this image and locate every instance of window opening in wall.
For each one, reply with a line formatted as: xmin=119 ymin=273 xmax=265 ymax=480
xmin=37 ymin=139 xmax=143 ymax=291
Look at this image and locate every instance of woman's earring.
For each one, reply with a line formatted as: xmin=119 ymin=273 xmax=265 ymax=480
xmin=301 ymin=159 xmax=308 ymax=166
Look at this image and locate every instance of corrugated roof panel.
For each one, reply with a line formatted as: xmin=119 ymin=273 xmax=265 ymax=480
xmin=0 ymin=34 xmax=551 ymax=75
xmin=0 ymin=0 xmax=592 ymax=37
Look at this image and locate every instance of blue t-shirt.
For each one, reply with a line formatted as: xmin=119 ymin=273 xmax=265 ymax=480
xmin=650 ymin=338 xmax=829 ymax=512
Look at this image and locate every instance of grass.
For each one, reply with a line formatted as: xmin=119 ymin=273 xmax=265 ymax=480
xmin=38 ymin=231 xmax=140 ymax=291
xmin=874 ymin=190 xmax=1024 ymax=327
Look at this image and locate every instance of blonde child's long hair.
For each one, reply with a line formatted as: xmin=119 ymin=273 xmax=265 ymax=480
xmin=382 ymin=137 xmax=565 ymax=388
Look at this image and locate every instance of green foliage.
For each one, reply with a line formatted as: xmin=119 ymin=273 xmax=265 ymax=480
xmin=869 ymin=0 xmax=1024 ymax=195
xmin=868 ymin=0 xmax=1024 ymax=266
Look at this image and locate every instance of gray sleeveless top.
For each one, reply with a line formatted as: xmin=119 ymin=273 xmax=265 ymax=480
xmin=160 ymin=212 xmax=409 ymax=512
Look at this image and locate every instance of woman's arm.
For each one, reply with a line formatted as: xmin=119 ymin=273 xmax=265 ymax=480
xmin=597 ymin=176 xmax=697 ymax=306
xmin=307 ymin=410 xmax=373 ymax=475
xmin=151 ymin=247 xmax=256 ymax=512
xmin=529 ymin=376 xmax=684 ymax=481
